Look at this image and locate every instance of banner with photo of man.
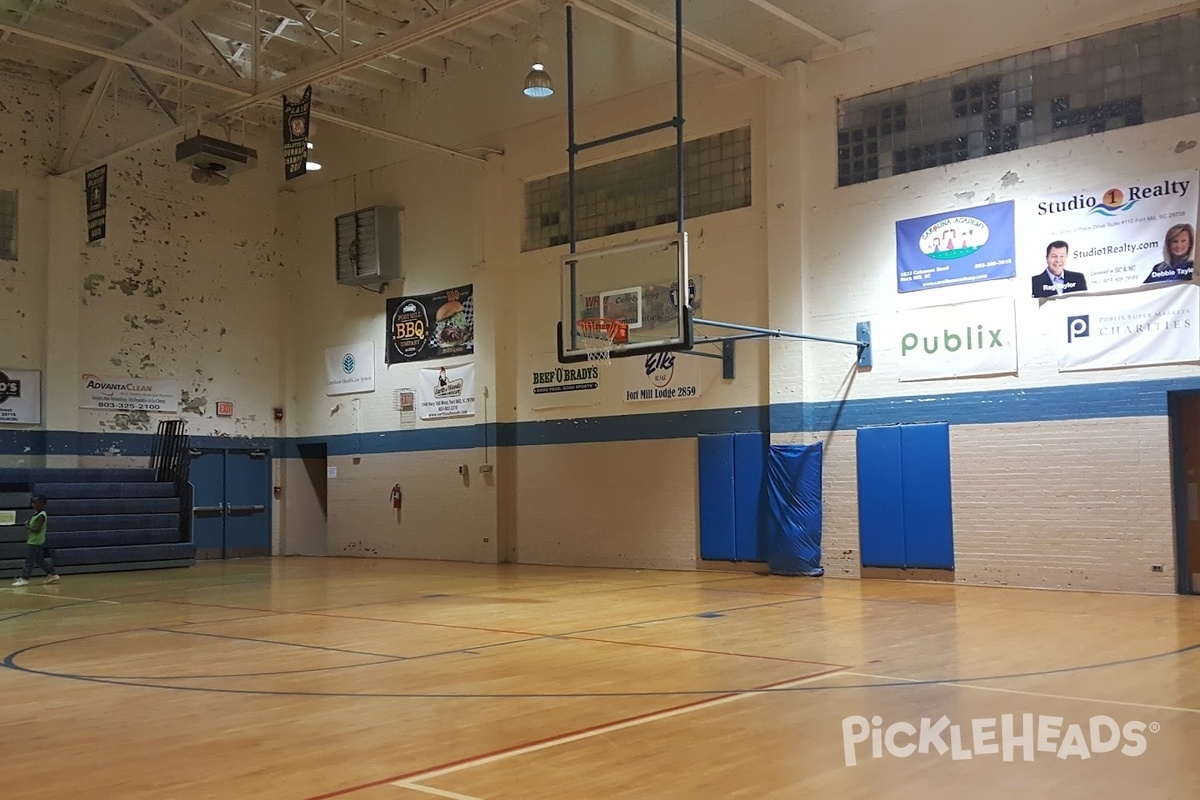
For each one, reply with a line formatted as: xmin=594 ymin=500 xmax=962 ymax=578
xmin=895 ymin=200 xmax=1016 ymax=293
xmin=385 ymin=284 xmax=474 ymax=364
xmin=1027 ymin=169 xmax=1198 ymax=298
xmin=1049 ymin=282 xmax=1200 ymax=372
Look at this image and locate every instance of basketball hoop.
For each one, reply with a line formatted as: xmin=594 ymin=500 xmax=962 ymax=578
xmin=576 ymin=318 xmax=629 ymax=365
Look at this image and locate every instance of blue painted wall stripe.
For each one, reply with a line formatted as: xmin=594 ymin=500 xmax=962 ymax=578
xmin=5 ymin=377 xmax=1200 ymax=458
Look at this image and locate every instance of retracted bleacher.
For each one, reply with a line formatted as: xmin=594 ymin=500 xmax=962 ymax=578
xmin=0 ymin=467 xmax=195 ymax=578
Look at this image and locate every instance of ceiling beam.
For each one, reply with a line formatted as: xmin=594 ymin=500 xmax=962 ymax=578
xmin=58 ymin=61 xmax=116 ymax=173
xmin=570 ymin=0 xmax=743 ymax=78
xmin=600 ymin=0 xmax=783 ymax=80
xmin=59 ymin=0 xmax=223 ymax=95
xmin=741 ymin=0 xmax=842 ymax=49
xmin=0 ymin=0 xmax=42 ymax=43
xmin=118 ymin=0 xmax=243 ymax=76
xmin=127 ymin=64 xmax=179 ymax=123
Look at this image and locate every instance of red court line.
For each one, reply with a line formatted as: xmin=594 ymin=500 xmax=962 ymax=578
xmin=300 ymin=666 xmax=848 ymax=800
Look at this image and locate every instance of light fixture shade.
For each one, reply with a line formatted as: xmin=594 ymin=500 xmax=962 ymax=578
xmin=523 ymin=63 xmax=554 ymax=98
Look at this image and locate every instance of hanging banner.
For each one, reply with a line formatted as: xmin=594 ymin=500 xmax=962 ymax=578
xmin=282 ymin=85 xmax=312 ymax=181
xmin=1027 ymin=169 xmax=1198 ymax=298
xmin=526 ymin=352 xmax=600 ymax=410
xmin=896 ymin=297 xmax=1018 ymax=381
xmin=0 ymin=369 xmax=41 ymax=424
xmin=417 ymin=362 xmax=476 ymax=419
xmin=85 ymin=164 xmax=107 ymax=243
xmin=79 ymin=374 xmax=180 ymax=413
xmin=325 ymin=341 xmax=375 ymax=396
xmin=1051 ymin=282 xmax=1200 ymax=372
xmin=622 ymin=351 xmax=701 ymax=403
xmin=386 ymin=284 xmax=474 ymax=364
xmin=895 ymin=200 xmax=1016 ymax=293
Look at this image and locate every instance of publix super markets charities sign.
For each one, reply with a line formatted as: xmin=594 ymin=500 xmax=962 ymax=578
xmin=79 ymin=374 xmax=181 ymax=412
xmin=896 ymin=297 xmax=1018 ymax=382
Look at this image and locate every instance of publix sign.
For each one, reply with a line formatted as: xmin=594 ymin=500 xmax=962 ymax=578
xmin=896 ymin=297 xmax=1017 ymax=382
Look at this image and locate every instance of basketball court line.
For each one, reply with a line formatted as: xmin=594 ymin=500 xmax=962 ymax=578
xmin=394 ymin=783 xmax=483 ymax=800
xmin=303 ymin=667 xmax=849 ymax=800
xmin=561 ymin=633 xmax=845 ymax=668
xmin=0 ymin=587 xmax=119 ymax=604
xmin=844 ymin=670 xmax=1200 ymax=715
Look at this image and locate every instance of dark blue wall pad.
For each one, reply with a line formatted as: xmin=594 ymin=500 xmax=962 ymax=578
xmin=856 ymin=425 xmax=907 ymax=568
xmin=900 ymin=423 xmax=955 ymax=570
xmin=733 ymin=432 xmax=767 ymax=562
xmin=765 ymin=442 xmax=824 ymax=576
xmin=698 ymin=434 xmax=737 ymax=561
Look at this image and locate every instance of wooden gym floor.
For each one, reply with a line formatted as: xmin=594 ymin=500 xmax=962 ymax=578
xmin=1 ymin=558 xmax=1198 ymax=800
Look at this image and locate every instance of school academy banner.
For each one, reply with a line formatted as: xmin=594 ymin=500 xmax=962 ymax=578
xmin=896 ymin=297 xmax=1018 ymax=381
xmin=895 ymin=200 xmax=1016 ymax=293
xmin=1027 ymin=169 xmax=1198 ymax=298
xmin=282 ymin=85 xmax=312 ymax=181
xmin=1051 ymin=282 xmax=1200 ymax=372
xmin=386 ymin=285 xmax=474 ymax=364
xmin=0 ymin=369 xmax=41 ymax=424
xmin=416 ymin=362 xmax=476 ymax=419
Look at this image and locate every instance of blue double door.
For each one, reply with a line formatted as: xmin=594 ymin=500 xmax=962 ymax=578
xmin=190 ymin=447 xmax=271 ymax=560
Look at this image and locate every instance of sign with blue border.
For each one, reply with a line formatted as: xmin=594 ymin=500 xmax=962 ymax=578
xmin=896 ymin=200 xmax=1016 ymax=293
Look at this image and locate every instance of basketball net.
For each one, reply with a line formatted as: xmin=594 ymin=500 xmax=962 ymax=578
xmin=576 ymin=318 xmax=629 ymax=365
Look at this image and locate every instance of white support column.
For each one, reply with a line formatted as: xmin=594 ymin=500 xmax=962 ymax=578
xmin=764 ymin=61 xmax=809 ymax=415
xmin=44 ymin=176 xmax=84 ymax=468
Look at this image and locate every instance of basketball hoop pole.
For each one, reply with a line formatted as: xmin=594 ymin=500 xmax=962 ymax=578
xmin=687 ymin=317 xmax=873 ymax=379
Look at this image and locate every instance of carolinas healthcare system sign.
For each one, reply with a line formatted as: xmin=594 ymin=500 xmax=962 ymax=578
xmin=895 ymin=200 xmax=1016 ymax=293
xmin=325 ymin=341 xmax=375 ymax=396
xmin=0 ymin=369 xmax=41 ymax=424
xmin=1051 ymin=282 xmax=1200 ymax=372
xmin=416 ymin=362 xmax=476 ymax=419
xmin=896 ymin=297 xmax=1017 ymax=382
xmin=1027 ymin=169 xmax=1198 ymax=298
xmin=623 ymin=351 xmax=701 ymax=402
xmin=79 ymin=374 xmax=180 ymax=412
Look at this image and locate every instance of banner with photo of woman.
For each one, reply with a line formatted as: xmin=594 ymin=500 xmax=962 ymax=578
xmin=1026 ymin=169 xmax=1198 ymax=298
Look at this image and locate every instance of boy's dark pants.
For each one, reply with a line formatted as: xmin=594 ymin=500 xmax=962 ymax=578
xmin=21 ymin=544 xmax=55 ymax=579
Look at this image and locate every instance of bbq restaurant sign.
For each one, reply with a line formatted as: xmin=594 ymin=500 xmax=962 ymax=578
xmin=0 ymin=369 xmax=41 ymax=424
xmin=79 ymin=374 xmax=181 ymax=412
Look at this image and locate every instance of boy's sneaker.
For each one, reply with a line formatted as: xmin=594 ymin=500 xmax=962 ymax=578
xmin=11 ymin=578 xmax=28 ymax=587
xmin=44 ymin=574 xmax=60 ymax=584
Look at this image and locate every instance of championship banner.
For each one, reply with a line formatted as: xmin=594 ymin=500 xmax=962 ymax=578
xmin=1051 ymin=282 xmax=1200 ymax=372
xmin=85 ymin=164 xmax=107 ymax=243
xmin=386 ymin=284 xmax=474 ymax=364
xmin=527 ymin=352 xmax=600 ymax=410
xmin=0 ymin=369 xmax=41 ymax=424
xmin=417 ymin=362 xmax=476 ymax=420
xmin=622 ymin=351 xmax=701 ymax=403
xmin=283 ymin=85 xmax=312 ymax=181
xmin=79 ymin=374 xmax=180 ymax=413
xmin=895 ymin=200 xmax=1016 ymax=293
xmin=325 ymin=342 xmax=375 ymax=396
xmin=896 ymin=297 xmax=1018 ymax=381
xmin=1027 ymin=169 xmax=1198 ymax=298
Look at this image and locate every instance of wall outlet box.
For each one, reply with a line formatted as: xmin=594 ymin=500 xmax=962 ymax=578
xmin=479 ymin=464 xmax=494 ymax=473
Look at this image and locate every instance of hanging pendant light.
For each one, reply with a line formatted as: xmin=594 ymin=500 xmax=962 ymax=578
xmin=305 ymin=140 xmax=322 ymax=171
xmin=523 ymin=36 xmax=553 ymax=98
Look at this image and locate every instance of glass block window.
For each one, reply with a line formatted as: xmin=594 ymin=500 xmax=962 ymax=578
xmin=836 ymin=9 xmax=1200 ymax=187
xmin=523 ymin=127 xmax=751 ymax=251
xmin=0 ymin=190 xmax=16 ymax=261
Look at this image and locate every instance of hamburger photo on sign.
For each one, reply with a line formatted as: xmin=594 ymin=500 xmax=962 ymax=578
xmin=433 ymin=290 xmax=473 ymax=353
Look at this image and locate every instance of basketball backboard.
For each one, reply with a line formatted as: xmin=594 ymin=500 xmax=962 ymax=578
xmin=558 ymin=233 xmax=693 ymax=363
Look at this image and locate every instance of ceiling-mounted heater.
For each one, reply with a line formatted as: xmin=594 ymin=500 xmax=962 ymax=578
xmin=335 ymin=206 xmax=403 ymax=287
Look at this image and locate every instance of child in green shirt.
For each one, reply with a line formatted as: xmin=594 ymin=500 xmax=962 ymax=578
xmin=12 ymin=495 xmax=59 ymax=587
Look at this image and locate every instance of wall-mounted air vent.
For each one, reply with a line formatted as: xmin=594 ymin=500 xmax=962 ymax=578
xmin=335 ymin=206 xmax=402 ymax=287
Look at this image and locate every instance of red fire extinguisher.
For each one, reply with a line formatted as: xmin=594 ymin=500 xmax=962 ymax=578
xmin=391 ymin=484 xmax=402 ymax=511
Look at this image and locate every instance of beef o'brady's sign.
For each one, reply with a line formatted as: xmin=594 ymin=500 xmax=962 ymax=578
xmin=79 ymin=374 xmax=181 ymax=412
xmin=1027 ymin=169 xmax=1198 ymax=296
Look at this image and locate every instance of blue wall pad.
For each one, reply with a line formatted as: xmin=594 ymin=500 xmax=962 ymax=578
xmin=764 ymin=442 xmax=825 ymax=576
xmin=698 ymin=434 xmax=737 ymax=561
xmin=856 ymin=425 xmax=907 ymax=568
xmin=900 ymin=423 xmax=955 ymax=570
xmin=733 ymin=432 xmax=767 ymax=562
